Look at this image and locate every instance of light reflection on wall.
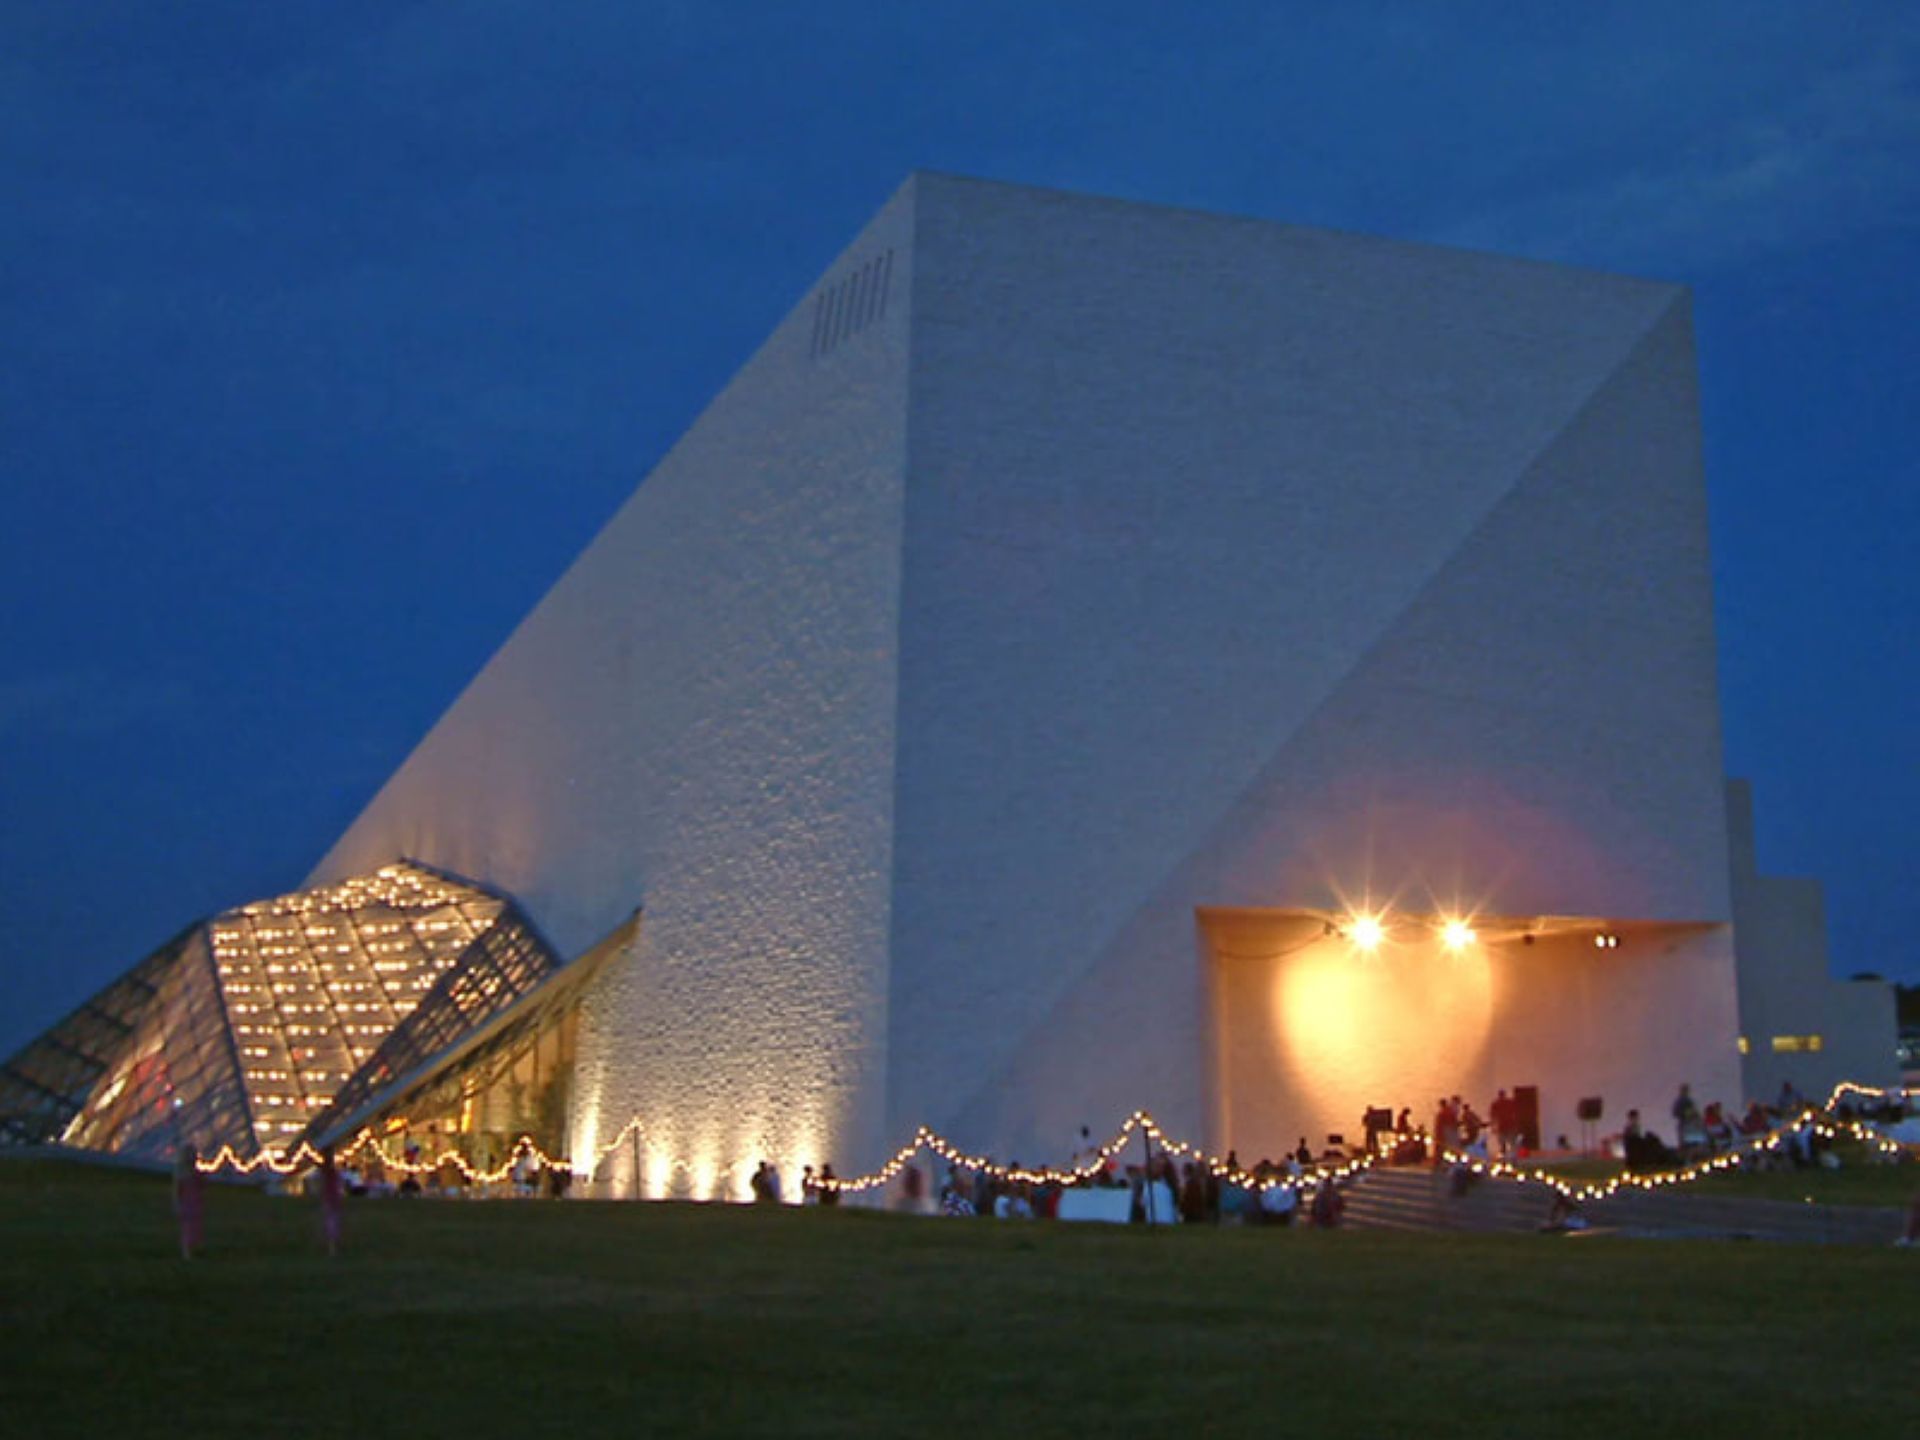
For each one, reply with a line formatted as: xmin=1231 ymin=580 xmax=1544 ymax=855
xmin=566 ymin=1104 xmax=832 ymax=1203
xmin=1211 ymin=908 xmax=1741 ymax=1162
xmin=573 ymin=1115 xmax=599 ymax=1183
xmin=685 ymin=1147 xmax=722 ymax=1202
xmin=643 ymin=1145 xmax=676 ymax=1200
xmin=1270 ymin=932 xmax=1496 ymax=1145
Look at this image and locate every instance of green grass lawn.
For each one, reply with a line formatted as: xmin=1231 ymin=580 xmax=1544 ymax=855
xmin=2 ymin=1160 xmax=1914 ymax=1440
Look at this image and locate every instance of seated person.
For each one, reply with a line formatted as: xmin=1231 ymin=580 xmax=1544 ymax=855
xmin=1307 ymin=1180 xmax=1345 ymax=1228
xmin=1542 ymin=1192 xmax=1588 ymax=1232
xmin=1218 ymin=1170 xmax=1254 ymax=1222
xmin=940 ymin=1168 xmax=975 ymax=1216
xmin=1258 ymin=1179 xmax=1300 ymax=1226
xmin=1775 ymin=1080 xmax=1806 ymax=1117
xmin=1621 ymin=1109 xmax=1675 ymax=1171
xmin=1702 ymin=1102 xmax=1734 ymax=1152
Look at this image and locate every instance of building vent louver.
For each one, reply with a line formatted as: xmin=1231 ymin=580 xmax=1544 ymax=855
xmin=810 ymin=248 xmax=894 ymax=357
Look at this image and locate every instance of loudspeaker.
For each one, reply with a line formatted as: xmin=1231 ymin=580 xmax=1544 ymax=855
xmin=1575 ymin=1095 xmax=1603 ymax=1157
xmin=1514 ymin=1085 xmax=1542 ymax=1150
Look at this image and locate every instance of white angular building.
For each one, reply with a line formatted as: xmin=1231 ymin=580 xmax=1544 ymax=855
xmin=14 ymin=174 xmax=1890 ymax=1189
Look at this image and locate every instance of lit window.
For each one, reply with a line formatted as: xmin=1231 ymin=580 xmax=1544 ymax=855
xmin=1736 ymin=1035 xmax=1750 ymax=1055
xmin=1770 ymin=1034 xmax=1824 ymax=1053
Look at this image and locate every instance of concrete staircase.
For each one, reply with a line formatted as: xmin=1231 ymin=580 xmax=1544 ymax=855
xmin=1341 ymin=1163 xmax=1905 ymax=1244
xmin=1341 ymin=1165 xmax=1554 ymax=1234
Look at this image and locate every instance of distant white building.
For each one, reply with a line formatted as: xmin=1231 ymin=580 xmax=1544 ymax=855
xmin=1725 ymin=779 xmax=1898 ymax=1105
xmin=8 ymin=175 xmax=1895 ymax=1186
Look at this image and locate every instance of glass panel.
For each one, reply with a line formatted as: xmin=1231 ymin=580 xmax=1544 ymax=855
xmin=210 ymin=863 xmax=510 ymax=1150
xmin=303 ymin=900 xmax=561 ymax=1145
xmin=0 ymin=931 xmax=181 ymax=1147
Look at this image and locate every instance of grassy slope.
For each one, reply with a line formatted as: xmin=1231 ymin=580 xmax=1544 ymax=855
xmin=1 ymin=1161 xmax=1914 ymax=1440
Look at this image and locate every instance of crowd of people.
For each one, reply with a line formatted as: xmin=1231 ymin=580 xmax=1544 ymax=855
xmin=1620 ymin=1079 xmax=1867 ymax=1172
xmin=167 ymin=1082 xmax=1919 ymax=1255
xmin=1413 ymin=1091 xmax=1527 ymax=1166
xmin=776 ymin=1128 xmax=1348 ymax=1228
xmin=1346 ymin=1078 xmax=1914 ymax=1181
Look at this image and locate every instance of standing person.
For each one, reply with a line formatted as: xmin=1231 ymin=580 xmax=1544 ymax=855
xmin=895 ymin=1161 xmax=925 ymax=1214
xmin=1459 ymin=1100 xmax=1484 ymax=1147
xmin=1671 ymin=1083 xmax=1699 ymax=1150
xmin=1431 ymin=1098 xmax=1456 ymax=1168
xmin=817 ymin=1164 xmax=840 ymax=1208
xmin=1179 ymin=1162 xmax=1207 ymax=1223
xmin=318 ymin=1147 xmax=345 ymax=1259
xmin=1489 ymin=1089 xmax=1517 ymax=1160
xmin=172 ymin=1145 xmax=206 ymax=1261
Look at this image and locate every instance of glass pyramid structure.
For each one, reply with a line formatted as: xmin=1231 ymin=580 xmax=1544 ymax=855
xmin=0 ymin=862 xmax=559 ymax=1163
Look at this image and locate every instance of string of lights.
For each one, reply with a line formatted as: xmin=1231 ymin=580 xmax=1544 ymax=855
xmin=1431 ymin=1109 xmax=1910 ymax=1206
xmin=198 ymin=1081 xmax=1917 ymax=1204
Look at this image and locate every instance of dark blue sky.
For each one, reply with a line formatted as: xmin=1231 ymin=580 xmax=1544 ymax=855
xmin=4 ymin=4 xmax=1916 ymax=1054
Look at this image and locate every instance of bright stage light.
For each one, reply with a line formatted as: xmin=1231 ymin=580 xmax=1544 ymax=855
xmin=1349 ymin=913 xmax=1385 ymax=951
xmin=1441 ymin=918 xmax=1475 ymax=950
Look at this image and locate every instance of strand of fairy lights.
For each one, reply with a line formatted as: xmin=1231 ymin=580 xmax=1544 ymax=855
xmin=197 ymin=1081 xmax=1918 ymax=1201
xmin=1433 ymin=1110 xmax=1910 ymax=1206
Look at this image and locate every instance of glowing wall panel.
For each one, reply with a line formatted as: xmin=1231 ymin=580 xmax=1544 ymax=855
xmin=1207 ymin=919 xmax=1741 ymax=1159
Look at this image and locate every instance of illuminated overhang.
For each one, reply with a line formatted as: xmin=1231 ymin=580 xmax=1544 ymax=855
xmin=1199 ymin=905 xmax=1720 ymax=954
